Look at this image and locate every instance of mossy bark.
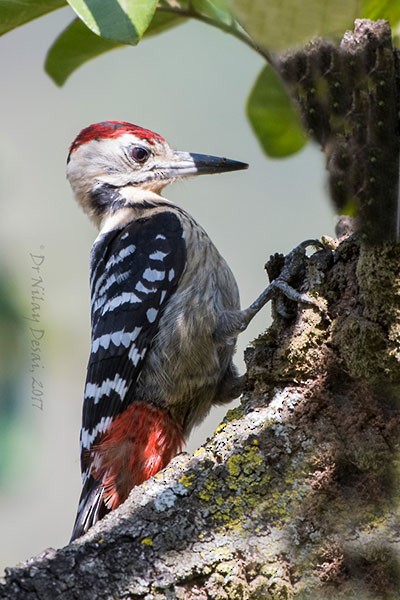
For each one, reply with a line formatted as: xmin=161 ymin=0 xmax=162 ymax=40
xmin=246 ymin=236 xmax=400 ymax=599
xmin=1 ymin=237 xmax=400 ymax=600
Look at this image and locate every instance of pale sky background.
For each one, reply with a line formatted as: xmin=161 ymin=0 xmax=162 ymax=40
xmin=0 ymin=6 xmax=333 ymax=571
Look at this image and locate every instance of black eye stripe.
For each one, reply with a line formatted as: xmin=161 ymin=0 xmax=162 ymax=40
xmin=130 ymin=146 xmax=149 ymax=162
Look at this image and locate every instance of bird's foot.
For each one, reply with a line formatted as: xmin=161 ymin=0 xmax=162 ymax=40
xmin=265 ymin=239 xmax=325 ymax=319
xmin=216 ymin=239 xmax=328 ymax=341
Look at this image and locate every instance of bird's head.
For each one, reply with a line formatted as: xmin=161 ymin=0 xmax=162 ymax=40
xmin=67 ymin=121 xmax=248 ymax=226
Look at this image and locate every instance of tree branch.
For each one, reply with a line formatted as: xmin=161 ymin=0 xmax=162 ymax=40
xmin=279 ymin=19 xmax=400 ymax=243
xmin=157 ymin=1 xmax=273 ymax=62
xmin=2 ymin=230 xmax=400 ymax=599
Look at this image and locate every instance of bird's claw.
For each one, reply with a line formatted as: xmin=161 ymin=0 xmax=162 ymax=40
xmin=267 ymin=238 xmax=324 ymax=319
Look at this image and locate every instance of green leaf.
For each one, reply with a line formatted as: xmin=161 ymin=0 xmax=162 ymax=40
xmin=192 ymin=0 xmax=233 ymax=26
xmin=146 ymin=9 xmax=186 ymax=37
xmin=46 ymin=12 xmax=185 ymax=86
xmin=67 ymin=0 xmax=159 ymax=44
xmin=247 ymin=65 xmax=307 ymax=158
xmin=45 ymin=18 xmax=121 ymax=86
xmin=0 ymin=0 xmax=66 ymax=36
xmin=361 ymin=0 xmax=400 ymax=25
xmin=229 ymin=0 xmax=359 ymax=51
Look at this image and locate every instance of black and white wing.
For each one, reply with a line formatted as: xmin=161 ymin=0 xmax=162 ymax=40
xmin=71 ymin=210 xmax=186 ymax=540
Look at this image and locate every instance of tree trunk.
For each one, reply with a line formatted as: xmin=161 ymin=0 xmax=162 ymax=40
xmin=2 ymin=20 xmax=400 ymax=600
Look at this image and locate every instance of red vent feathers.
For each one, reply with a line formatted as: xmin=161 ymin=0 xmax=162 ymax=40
xmin=91 ymin=402 xmax=184 ymax=510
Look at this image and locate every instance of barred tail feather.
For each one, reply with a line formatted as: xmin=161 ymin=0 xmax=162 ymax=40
xmin=70 ymin=476 xmax=108 ymax=542
xmin=70 ymin=403 xmax=185 ymax=541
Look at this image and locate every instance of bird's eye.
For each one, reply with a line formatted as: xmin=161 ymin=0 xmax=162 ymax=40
xmin=130 ymin=146 xmax=149 ymax=163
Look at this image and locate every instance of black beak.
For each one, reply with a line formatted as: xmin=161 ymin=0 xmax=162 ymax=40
xmin=161 ymin=150 xmax=248 ymax=178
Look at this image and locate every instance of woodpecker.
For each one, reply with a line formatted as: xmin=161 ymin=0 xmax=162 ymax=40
xmin=67 ymin=120 xmax=289 ymax=541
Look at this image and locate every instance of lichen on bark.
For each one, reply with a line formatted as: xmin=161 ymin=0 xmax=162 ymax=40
xmin=245 ymin=233 xmax=400 ymax=599
xmin=1 ymin=228 xmax=399 ymax=600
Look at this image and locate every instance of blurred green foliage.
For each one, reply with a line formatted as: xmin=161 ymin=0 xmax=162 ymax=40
xmin=0 ymin=269 xmax=26 ymax=485
xmin=2 ymin=0 xmax=400 ymax=159
xmin=45 ymin=12 xmax=186 ymax=86
xmin=247 ymin=66 xmax=307 ymax=158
